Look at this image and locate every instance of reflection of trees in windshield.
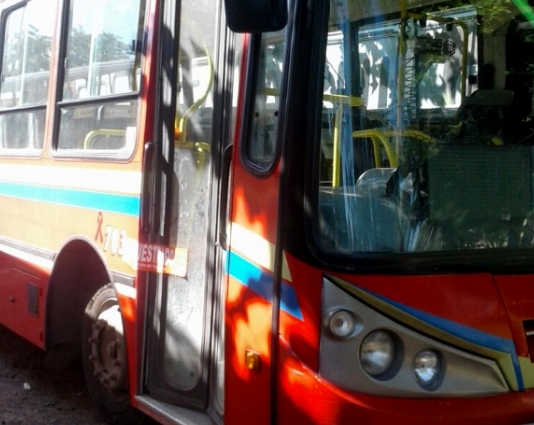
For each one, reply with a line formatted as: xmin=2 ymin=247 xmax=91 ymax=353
xmin=440 ymin=0 xmax=514 ymax=32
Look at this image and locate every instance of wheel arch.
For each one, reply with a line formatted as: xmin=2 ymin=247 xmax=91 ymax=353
xmin=45 ymin=236 xmax=113 ymax=351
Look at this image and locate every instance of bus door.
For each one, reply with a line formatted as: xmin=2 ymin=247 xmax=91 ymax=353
xmin=140 ymin=0 xmax=234 ymax=419
xmin=223 ymin=29 xmax=288 ymax=425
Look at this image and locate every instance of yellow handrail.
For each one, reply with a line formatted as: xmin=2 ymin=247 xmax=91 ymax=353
xmin=349 ymin=128 xmax=435 ymax=169
xmin=84 ymin=129 xmax=126 ymax=149
xmin=323 ymin=93 xmax=364 ymax=107
xmin=174 ymin=21 xmax=214 ymax=148
xmin=332 ymin=106 xmax=343 ymax=187
xmin=352 ymin=129 xmax=399 ymax=168
xmin=264 ymin=87 xmax=364 ymax=107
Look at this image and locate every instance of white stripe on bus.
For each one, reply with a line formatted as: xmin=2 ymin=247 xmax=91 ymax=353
xmin=230 ymin=222 xmax=292 ymax=282
xmin=0 ymin=163 xmax=142 ymax=195
xmin=0 ymin=242 xmax=53 ymax=271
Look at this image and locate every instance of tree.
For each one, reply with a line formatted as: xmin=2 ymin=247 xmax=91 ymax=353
xmin=67 ymin=26 xmax=129 ymax=68
xmin=95 ymin=32 xmax=129 ymax=62
xmin=25 ymin=25 xmax=52 ymax=73
xmin=67 ymin=25 xmax=91 ymax=68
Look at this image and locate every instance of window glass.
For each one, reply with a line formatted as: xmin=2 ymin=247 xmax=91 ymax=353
xmin=57 ymin=101 xmax=138 ymax=150
xmin=1 ymin=0 xmax=54 ymax=107
xmin=63 ymin=0 xmax=142 ymax=100
xmin=0 ymin=0 xmax=54 ymax=151
xmin=316 ymin=0 xmax=534 ymax=255
xmin=159 ymin=0 xmax=217 ymax=394
xmin=57 ymin=0 xmax=144 ymax=153
xmin=244 ymin=30 xmax=286 ymax=167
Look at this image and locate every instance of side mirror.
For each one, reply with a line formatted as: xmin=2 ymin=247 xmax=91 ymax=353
xmin=225 ymin=0 xmax=287 ymax=33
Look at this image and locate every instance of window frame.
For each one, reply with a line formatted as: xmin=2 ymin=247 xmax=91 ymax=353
xmin=51 ymin=0 xmax=144 ymax=161
xmin=0 ymin=0 xmax=54 ymax=157
xmin=305 ymin=1 xmax=534 ymax=276
xmin=239 ymin=31 xmax=287 ymax=177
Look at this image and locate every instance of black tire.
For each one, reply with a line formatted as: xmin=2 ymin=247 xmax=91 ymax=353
xmin=82 ymin=284 xmax=145 ymax=424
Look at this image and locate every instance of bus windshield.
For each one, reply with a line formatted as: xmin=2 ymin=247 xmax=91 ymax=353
xmin=316 ymin=0 xmax=534 ymax=254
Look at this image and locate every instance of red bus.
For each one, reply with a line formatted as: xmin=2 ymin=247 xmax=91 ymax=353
xmin=2 ymin=0 xmax=534 ymax=423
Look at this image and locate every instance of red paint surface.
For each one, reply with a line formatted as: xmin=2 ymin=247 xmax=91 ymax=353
xmin=335 ymin=273 xmax=514 ymax=341
xmin=494 ymin=275 xmax=534 ymax=358
xmin=276 ymin=338 xmax=534 ymax=425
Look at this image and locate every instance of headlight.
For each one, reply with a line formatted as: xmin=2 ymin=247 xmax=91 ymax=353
xmin=360 ymin=330 xmax=396 ymax=376
xmin=412 ymin=350 xmax=442 ymax=389
xmin=328 ymin=309 xmax=356 ymax=338
xmin=321 ymin=278 xmax=509 ymax=396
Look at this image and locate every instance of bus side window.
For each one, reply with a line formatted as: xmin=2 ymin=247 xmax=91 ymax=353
xmin=56 ymin=0 xmax=144 ymax=154
xmin=242 ymin=32 xmax=286 ymax=171
xmin=0 ymin=0 xmax=54 ymax=152
xmin=174 ymin=28 xmax=214 ymax=153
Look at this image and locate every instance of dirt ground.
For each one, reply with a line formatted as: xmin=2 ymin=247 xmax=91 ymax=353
xmin=0 ymin=324 xmax=104 ymax=425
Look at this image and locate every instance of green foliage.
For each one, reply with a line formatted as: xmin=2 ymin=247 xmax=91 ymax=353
xmin=414 ymin=0 xmax=518 ymax=32
xmin=472 ymin=0 xmax=515 ymax=33
xmin=95 ymin=32 xmax=130 ymax=62
xmin=3 ymin=25 xmax=52 ymax=76
xmin=25 ymin=25 xmax=52 ymax=73
xmin=3 ymin=23 xmax=130 ymax=77
xmin=67 ymin=26 xmax=91 ymax=68
xmin=68 ymin=26 xmax=129 ymax=68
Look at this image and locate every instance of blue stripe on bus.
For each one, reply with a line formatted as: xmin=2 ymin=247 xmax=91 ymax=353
xmin=362 ymin=288 xmax=524 ymax=390
xmin=228 ymin=251 xmax=303 ymax=321
xmin=0 ymin=181 xmax=140 ymax=216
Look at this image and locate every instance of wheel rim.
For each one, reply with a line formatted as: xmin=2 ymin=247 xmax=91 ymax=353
xmin=87 ymin=299 xmax=128 ymax=401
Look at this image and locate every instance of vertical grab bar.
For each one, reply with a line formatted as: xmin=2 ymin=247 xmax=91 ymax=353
xmin=141 ymin=141 xmax=154 ymax=234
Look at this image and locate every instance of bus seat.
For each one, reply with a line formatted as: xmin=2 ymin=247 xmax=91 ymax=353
xmin=58 ymin=106 xmax=97 ymax=149
xmin=355 ymin=168 xmax=396 ymax=197
xmin=425 ymin=144 xmax=532 ymax=248
xmin=319 ymin=169 xmax=402 ymax=252
xmin=455 ymin=89 xmax=513 ymax=144
xmin=97 ymin=104 xmax=137 ymax=127
xmin=504 ymin=73 xmax=534 ymax=144
xmin=79 ymin=104 xmax=137 ymax=150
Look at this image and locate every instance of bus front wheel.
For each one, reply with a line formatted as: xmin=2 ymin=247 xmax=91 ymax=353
xmin=82 ymin=284 xmax=144 ymax=424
